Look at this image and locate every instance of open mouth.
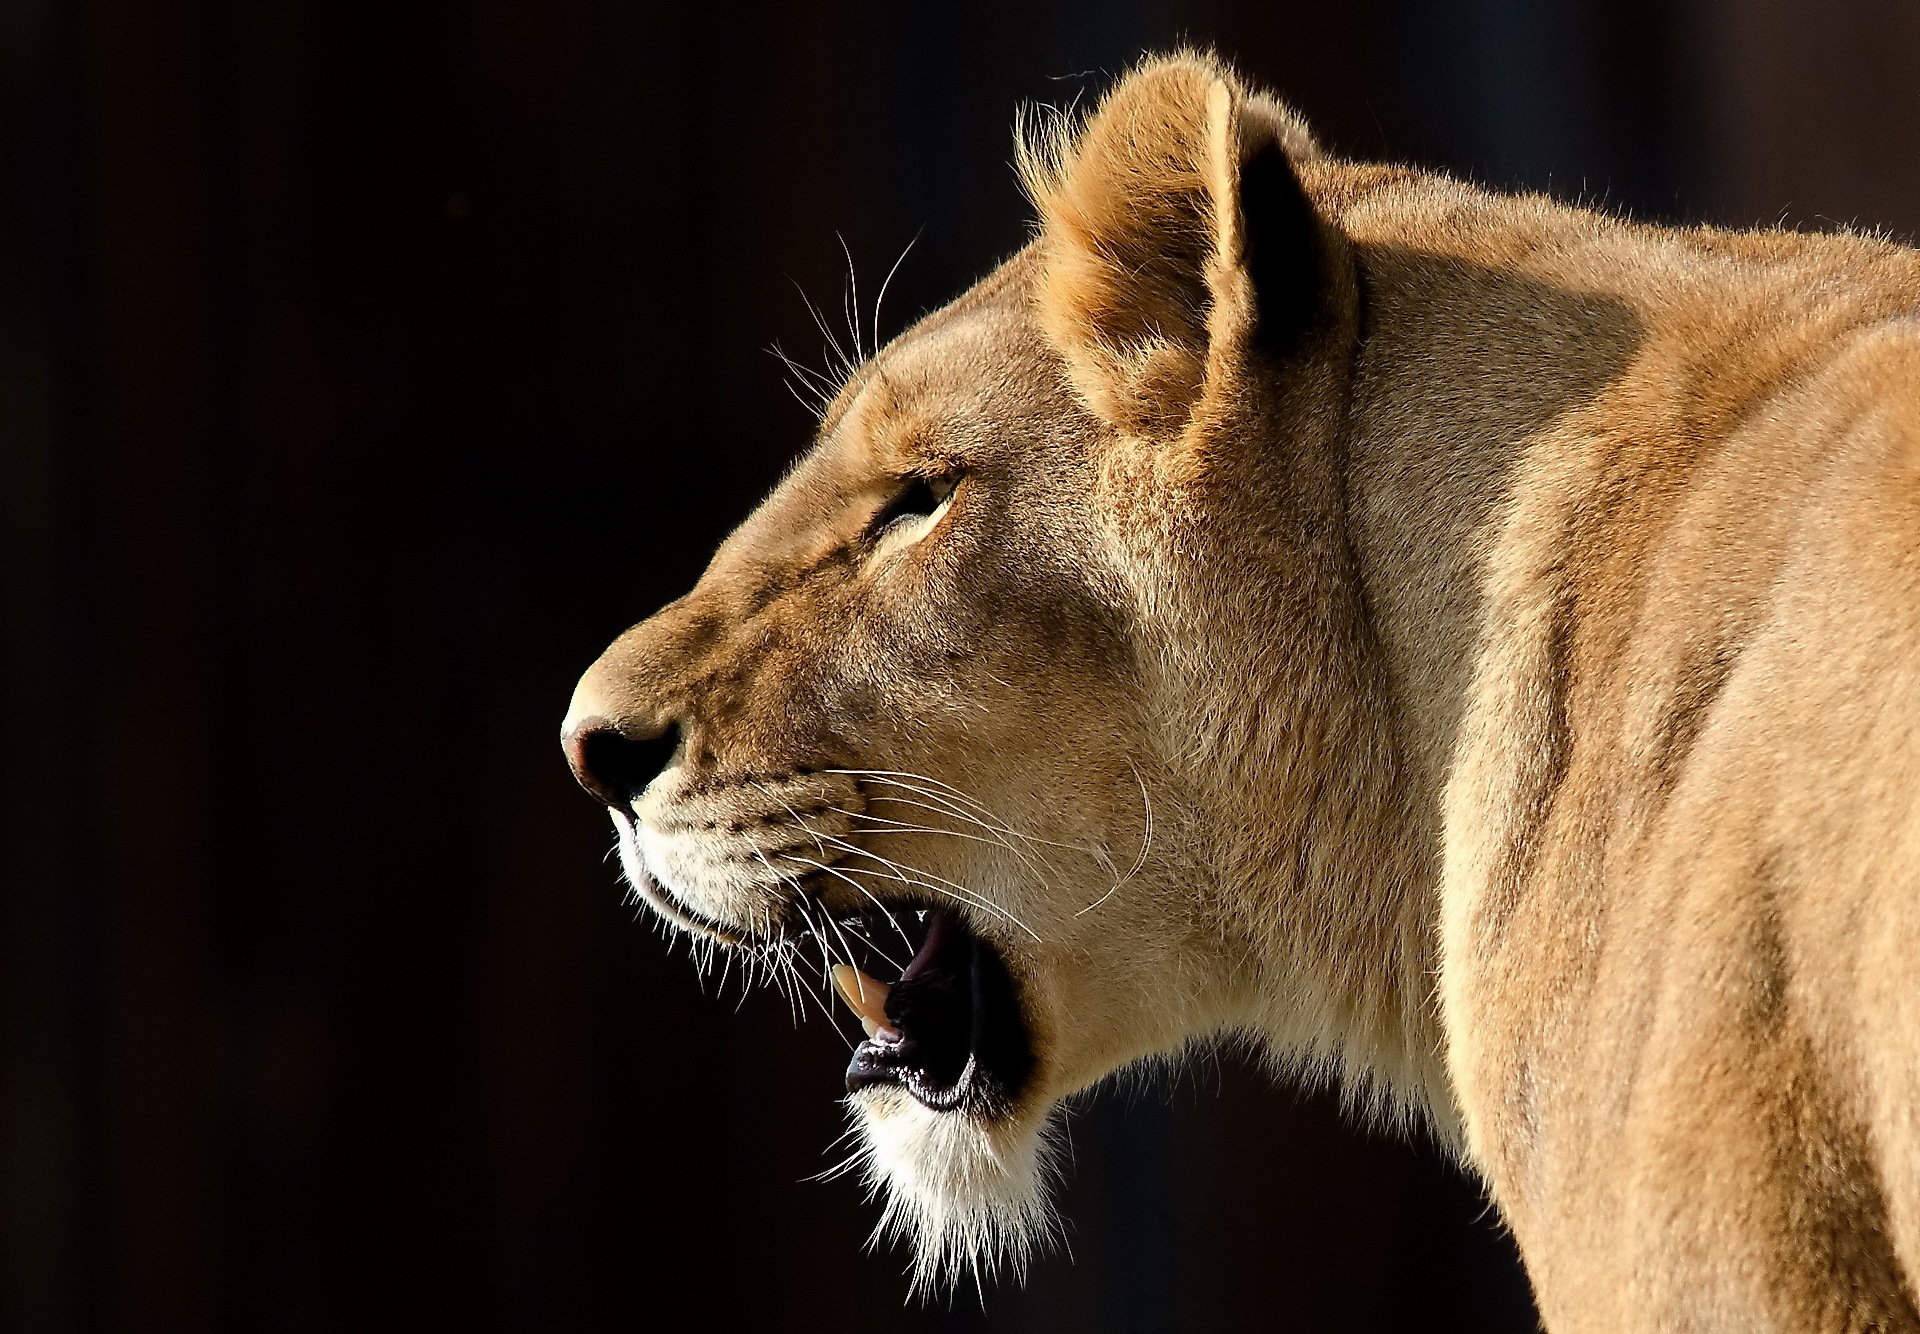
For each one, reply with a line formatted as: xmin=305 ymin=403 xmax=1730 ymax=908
xmin=830 ymin=909 xmax=1033 ymax=1117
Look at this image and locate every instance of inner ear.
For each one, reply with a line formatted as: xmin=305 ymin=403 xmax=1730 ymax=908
xmin=1238 ymin=132 xmax=1326 ymax=351
xmin=1024 ymin=55 xmax=1333 ymax=434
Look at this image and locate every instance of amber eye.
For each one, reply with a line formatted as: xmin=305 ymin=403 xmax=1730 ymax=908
xmin=870 ymin=473 xmax=957 ymax=539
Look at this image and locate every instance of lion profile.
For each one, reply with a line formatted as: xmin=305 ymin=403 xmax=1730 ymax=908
xmin=563 ymin=52 xmax=1920 ymax=1329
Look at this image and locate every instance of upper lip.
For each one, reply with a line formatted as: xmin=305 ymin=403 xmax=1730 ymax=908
xmin=626 ymin=868 xmax=753 ymax=946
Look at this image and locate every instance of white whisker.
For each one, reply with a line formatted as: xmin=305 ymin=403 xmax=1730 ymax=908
xmin=870 ymin=229 xmax=920 ymax=359
xmin=838 ymin=232 xmax=863 ymax=363
xmin=808 ymin=856 xmax=1043 ymax=942
xmin=1075 ymin=757 xmax=1154 ymax=916
xmin=843 ymin=801 xmax=1059 ymax=899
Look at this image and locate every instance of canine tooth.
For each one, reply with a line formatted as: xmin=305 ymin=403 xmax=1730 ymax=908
xmin=830 ymin=963 xmax=892 ymax=1035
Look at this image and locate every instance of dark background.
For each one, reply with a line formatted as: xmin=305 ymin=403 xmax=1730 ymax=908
xmin=5 ymin=1 xmax=1919 ymax=1330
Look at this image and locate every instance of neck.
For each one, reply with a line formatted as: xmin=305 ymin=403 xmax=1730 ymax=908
xmin=1128 ymin=219 xmax=1456 ymax=1130
xmin=1273 ymin=160 xmax=1651 ymax=1133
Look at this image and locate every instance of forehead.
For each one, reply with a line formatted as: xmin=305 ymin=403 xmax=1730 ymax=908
xmin=821 ymin=251 xmax=1053 ymax=473
xmin=710 ymin=253 xmax=1072 ymax=569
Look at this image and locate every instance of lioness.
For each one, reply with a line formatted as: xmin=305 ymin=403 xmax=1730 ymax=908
xmin=561 ymin=52 xmax=1920 ymax=1329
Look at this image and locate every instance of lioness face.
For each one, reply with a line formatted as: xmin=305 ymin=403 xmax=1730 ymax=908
xmin=565 ymin=55 xmax=1356 ymax=1286
xmin=563 ymin=255 xmax=1236 ymax=1282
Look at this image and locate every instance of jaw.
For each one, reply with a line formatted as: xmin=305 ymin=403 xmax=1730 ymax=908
xmin=834 ymin=904 xmax=1255 ymax=1292
xmin=840 ymin=936 xmax=1254 ymax=1293
xmin=606 ymin=789 xmax=1066 ymax=1285
xmin=602 ymin=754 xmax=1242 ymax=1291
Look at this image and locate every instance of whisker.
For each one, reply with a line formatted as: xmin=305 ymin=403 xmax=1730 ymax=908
xmin=767 ymin=340 xmax=839 ymax=400
xmin=780 ymin=376 xmax=825 ymax=419
xmin=847 ymin=884 xmax=917 ymax=962
xmin=774 ymin=942 xmax=804 ymax=1025
xmin=835 ymin=915 xmax=909 ymax=972
xmin=784 ymin=843 xmax=1025 ymax=935
xmin=790 ymin=903 xmax=859 ymax=1050
xmin=855 ymin=775 xmax=1100 ymax=857
xmin=830 ymin=763 xmax=1156 ymax=916
xmin=804 ymin=1146 xmax=872 ymax=1185
xmin=822 ymin=892 xmax=910 ymax=972
xmin=864 ymin=786 xmax=1075 ymax=882
xmin=824 ymin=767 xmax=1010 ymax=825
xmin=793 ymin=279 xmax=858 ymax=385
xmin=1076 ymin=758 xmax=1154 ymax=916
xmin=749 ymin=781 xmax=1008 ymax=932
xmin=838 ymin=232 xmax=863 ymax=363
xmin=833 ymin=770 xmax=1095 ymax=891
xmin=782 ymin=817 xmax=1033 ymax=925
xmin=870 ymin=229 xmax=921 ymax=358
xmin=821 ymin=909 xmax=867 ymax=979
xmin=793 ymin=898 xmax=832 ymax=981
xmin=844 ymin=801 xmax=1059 ymax=894
xmin=802 ymin=856 xmax=1042 ymax=942
xmin=746 ymin=782 xmax=959 ymax=954
xmin=766 ymin=343 xmax=835 ymax=419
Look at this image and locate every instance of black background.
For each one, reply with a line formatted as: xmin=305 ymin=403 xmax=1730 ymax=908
xmin=6 ymin=2 xmax=1920 ymax=1330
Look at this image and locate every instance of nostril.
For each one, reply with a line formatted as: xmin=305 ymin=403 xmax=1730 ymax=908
xmin=563 ymin=719 xmax=682 ymax=809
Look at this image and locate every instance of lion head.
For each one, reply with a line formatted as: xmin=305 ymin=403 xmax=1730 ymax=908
xmin=561 ymin=53 xmax=1442 ymax=1287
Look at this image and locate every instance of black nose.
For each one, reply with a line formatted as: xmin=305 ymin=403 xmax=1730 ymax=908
xmin=562 ymin=718 xmax=680 ymax=808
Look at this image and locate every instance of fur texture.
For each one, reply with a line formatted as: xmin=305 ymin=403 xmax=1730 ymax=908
xmin=565 ymin=53 xmax=1920 ymax=1327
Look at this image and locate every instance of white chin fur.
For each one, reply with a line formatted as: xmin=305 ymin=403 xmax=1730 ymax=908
xmin=851 ymin=1085 xmax=1061 ymax=1294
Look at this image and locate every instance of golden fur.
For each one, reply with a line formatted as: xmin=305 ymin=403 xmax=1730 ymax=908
xmin=565 ymin=53 xmax=1920 ymax=1327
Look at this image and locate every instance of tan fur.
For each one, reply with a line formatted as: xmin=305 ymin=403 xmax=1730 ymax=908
xmin=566 ymin=53 xmax=1920 ymax=1328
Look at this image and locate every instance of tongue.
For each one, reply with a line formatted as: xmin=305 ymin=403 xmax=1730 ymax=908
xmin=829 ymin=964 xmax=897 ymax=1040
xmin=900 ymin=908 xmax=960 ymax=983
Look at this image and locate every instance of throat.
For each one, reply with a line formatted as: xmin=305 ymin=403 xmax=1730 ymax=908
xmin=1241 ymin=737 xmax=1452 ymax=1129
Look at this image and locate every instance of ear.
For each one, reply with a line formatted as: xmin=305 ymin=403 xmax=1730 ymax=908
xmin=1021 ymin=53 xmax=1334 ymax=436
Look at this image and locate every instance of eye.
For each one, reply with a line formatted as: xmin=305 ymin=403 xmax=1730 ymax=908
xmin=869 ymin=473 xmax=957 ymax=540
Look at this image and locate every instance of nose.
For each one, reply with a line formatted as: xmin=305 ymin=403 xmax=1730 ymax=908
xmin=561 ymin=717 xmax=681 ymax=809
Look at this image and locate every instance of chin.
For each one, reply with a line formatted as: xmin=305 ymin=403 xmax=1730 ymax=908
xmin=849 ymin=1082 xmax=1064 ymax=1293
